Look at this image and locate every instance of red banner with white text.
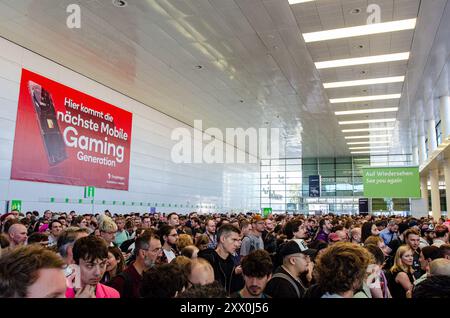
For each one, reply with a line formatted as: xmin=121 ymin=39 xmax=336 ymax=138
xmin=11 ymin=69 xmax=132 ymax=190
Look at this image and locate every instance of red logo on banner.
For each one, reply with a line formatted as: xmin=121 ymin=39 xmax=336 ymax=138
xmin=11 ymin=69 xmax=133 ymax=190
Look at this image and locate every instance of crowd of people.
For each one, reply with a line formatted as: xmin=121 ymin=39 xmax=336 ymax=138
xmin=0 ymin=209 xmax=449 ymax=298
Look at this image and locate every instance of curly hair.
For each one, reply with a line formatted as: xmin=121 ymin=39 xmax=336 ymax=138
xmin=315 ymin=242 xmax=371 ymax=295
xmin=0 ymin=245 xmax=64 ymax=297
xmin=177 ymin=234 xmax=194 ymax=250
xmin=140 ymin=263 xmax=187 ymax=298
xmin=241 ymin=249 xmax=273 ymax=278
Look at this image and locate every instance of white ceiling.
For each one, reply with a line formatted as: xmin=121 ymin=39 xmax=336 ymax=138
xmin=0 ymin=0 xmax=441 ymax=158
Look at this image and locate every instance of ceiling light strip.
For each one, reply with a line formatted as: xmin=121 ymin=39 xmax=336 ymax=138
xmin=347 ymin=141 xmax=391 ymax=145
xmin=351 ymin=151 xmax=390 ymax=154
xmin=345 ymin=134 xmax=392 ymax=140
xmin=342 ymin=127 xmax=395 ymax=133
xmin=315 ymin=52 xmax=410 ymax=69
xmin=335 ymin=107 xmax=398 ymax=116
xmin=289 ymin=0 xmax=315 ymax=4
xmin=303 ymin=19 xmax=416 ymax=43
xmin=330 ymin=94 xmax=401 ymax=104
xmin=324 ymin=76 xmax=405 ymax=88
xmin=339 ymin=118 xmax=396 ymax=125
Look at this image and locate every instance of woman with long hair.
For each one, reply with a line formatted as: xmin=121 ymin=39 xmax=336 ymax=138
xmin=388 ymin=245 xmax=415 ymax=298
xmin=361 ymin=222 xmax=380 ymax=243
xmin=102 ymin=246 xmax=126 ymax=284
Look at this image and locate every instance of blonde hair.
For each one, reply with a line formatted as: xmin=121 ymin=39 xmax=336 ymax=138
xmin=177 ymin=234 xmax=194 ymax=250
xmin=390 ymin=245 xmax=413 ymax=273
xmin=98 ymin=214 xmax=118 ymax=233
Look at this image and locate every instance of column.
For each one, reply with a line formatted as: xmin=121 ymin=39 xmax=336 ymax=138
xmin=412 ymin=146 xmax=419 ymax=166
xmin=429 ymin=169 xmax=441 ymax=221
xmin=420 ymin=176 xmax=429 ymax=203
xmin=443 ymin=159 xmax=450 ymax=216
xmin=427 ymin=119 xmax=437 ymax=154
xmin=440 ymin=96 xmax=450 ymax=139
xmin=418 ymin=135 xmax=427 ymax=164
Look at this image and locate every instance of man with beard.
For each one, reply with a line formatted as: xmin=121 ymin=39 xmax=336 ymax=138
xmin=232 ymin=250 xmax=273 ymax=298
xmin=110 ymin=233 xmax=162 ymax=298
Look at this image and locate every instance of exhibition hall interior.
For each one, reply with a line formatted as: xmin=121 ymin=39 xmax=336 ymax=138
xmin=0 ymin=0 xmax=449 ymax=300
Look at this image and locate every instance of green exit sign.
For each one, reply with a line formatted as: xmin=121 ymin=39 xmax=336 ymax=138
xmin=84 ymin=186 xmax=95 ymax=198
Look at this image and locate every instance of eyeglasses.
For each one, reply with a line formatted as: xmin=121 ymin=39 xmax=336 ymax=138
xmin=143 ymin=247 xmax=162 ymax=253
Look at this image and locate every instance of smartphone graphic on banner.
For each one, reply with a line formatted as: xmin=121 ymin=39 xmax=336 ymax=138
xmin=28 ymin=81 xmax=67 ymax=166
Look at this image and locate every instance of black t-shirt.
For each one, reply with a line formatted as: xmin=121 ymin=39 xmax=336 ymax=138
xmin=264 ymin=266 xmax=305 ymax=298
xmin=198 ymin=249 xmax=244 ymax=295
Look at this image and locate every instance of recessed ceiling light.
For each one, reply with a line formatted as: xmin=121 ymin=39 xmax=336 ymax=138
xmin=349 ymin=146 xmax=390 ymax=150
xmin=335 ymin=107 xmax=398 ymax=116
xmin=343 ymin=127 xmax=395 ymax=133
xmin=288 ymin=0 xmax=315 ymax=4
xmin=347 ymin=141 xmax=391 ymax=145
xmin=303 ymin=19 xmax=416 ymax=43
xmin=315 ymin=52 xmax=410 ymax=69
xmin=112 ymin=0 xmax=127 ymax=8
xmin=345 ymin=134 xmax=392 ymax=140
xmin=339 ymin=118 xmax=396 ymax=125
xmin=330 ymin=94 xmax=401 ymax=104
xmin=351 ymin=151 xmax=389 ymax=154
xmin=324 ymin=76 xmax=405 ymax=88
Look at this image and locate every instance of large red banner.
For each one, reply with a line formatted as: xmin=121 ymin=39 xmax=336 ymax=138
xmin=11 ymin=69 xmax=133 ymax=190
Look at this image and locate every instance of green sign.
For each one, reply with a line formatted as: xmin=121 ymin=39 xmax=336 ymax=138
xmin=11 ymin=200 xmax=22 ymax=212
xmin=363 ymin=167 xmax=420 ymax=198
xmin=84 ymin=186 xmax=95 ymax=198
xmin=262 ymin=207 xmax=272 ymax=218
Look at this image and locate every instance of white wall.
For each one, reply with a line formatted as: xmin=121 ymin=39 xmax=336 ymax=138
xmin=0 ymin=37 xmax=260 ymax=214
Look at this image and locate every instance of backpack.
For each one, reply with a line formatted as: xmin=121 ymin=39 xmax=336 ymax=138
xmin=271 ymin=272 xmax=301 ymax=298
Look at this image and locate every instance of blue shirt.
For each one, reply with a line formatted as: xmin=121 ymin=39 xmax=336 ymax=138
xmin=379 ymin=228 xmax=397 ymax=245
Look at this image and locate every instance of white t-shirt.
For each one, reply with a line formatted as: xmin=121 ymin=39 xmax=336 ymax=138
xmin=163 ymin=249 xmax=176 ymax=263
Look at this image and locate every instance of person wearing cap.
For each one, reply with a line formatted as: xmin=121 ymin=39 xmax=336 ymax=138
xmin=240 ymin=215 xmax=264 ymax=257
xmin=264 ymin=239 xmax=315 ymax=298
xmin=419 ymin=223 xmax=436 ymax=249
xmin=328 ymin=232 xmax=342 ymax=245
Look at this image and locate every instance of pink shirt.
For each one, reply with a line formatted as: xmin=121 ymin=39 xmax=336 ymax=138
xmin=66 ymin=283 xmax=120 ymax=298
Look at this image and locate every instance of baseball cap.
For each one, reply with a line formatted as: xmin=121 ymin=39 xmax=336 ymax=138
xmin=280 ymin=239 xmax=317 ymax=258
xmin=328 ymin=232 xmax=341 ymax=242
